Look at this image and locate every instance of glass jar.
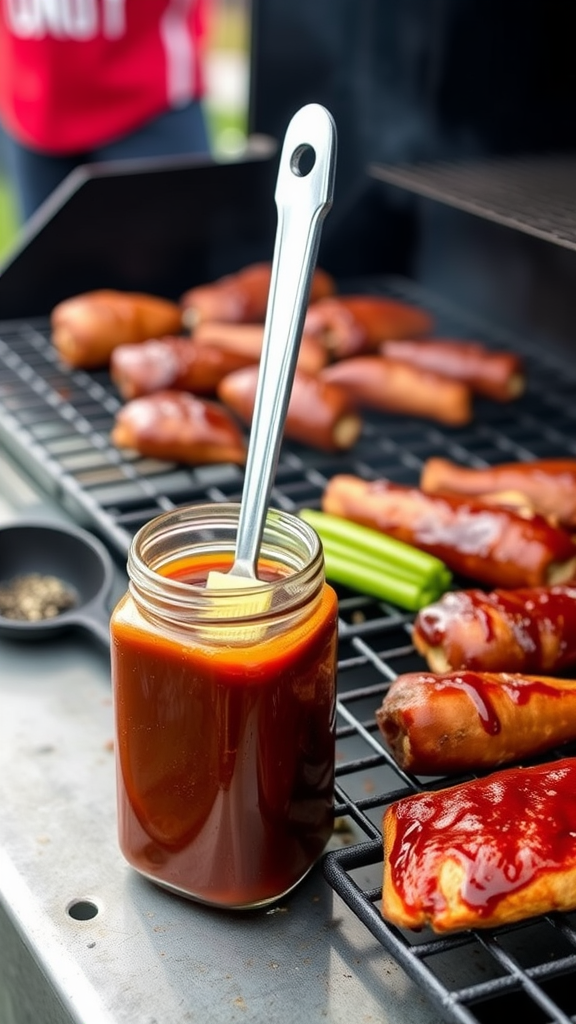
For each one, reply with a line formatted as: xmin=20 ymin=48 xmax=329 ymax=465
xmin=110 ymin=503 xmax=338 ymax=909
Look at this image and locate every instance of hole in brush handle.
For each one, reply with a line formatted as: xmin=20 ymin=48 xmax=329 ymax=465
xmin=291 ymin=144 xmax=317 ymax=177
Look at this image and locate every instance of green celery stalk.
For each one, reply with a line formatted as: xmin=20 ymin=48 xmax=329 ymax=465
xmin=315 ymin=529 xmax=426 ymax=585
xmin=300 ymin=508 xmax=451 ymax=587
xmin=321 ymin=546 xmax=442 ymax=611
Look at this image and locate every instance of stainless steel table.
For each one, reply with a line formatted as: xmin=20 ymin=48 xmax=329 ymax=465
xmin=0 ymin=443 xmax=443 ymax=1024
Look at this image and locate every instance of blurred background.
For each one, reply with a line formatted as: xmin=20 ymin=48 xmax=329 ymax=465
xmin=0 ymin=0 xmax=251 ymax=262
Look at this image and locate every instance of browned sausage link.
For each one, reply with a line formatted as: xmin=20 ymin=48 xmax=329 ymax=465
xmin=376 ymin=669 xmax=576 ymax=775
xmin=50 ymin=290 xmax=183 ymax=369
xmin=321 ymin=356 xmax=472 ymax=425
xmin=421 ymin=457 xmax=576 ymax=529
xmin=412 ymin=584 xmax=576 ymax=674
xmin=192 ymin=321 xmax=328 ymax=376
xmin=180 ymin=262 xmax=336 ymax=329
xmin=304 ymin=295 xmax=433 ymax=359
xmin=380 ymin=338 xmax=525 ymax=401
xmin=217 ymin=366 xmax=362 ymax=452
xmin=321 ymin=475 xmax=576 ymax=588
xmin=111 ymin=390 xmax=247 ymax=465
xmin=110 ymin=337 xmax=255 ymax=400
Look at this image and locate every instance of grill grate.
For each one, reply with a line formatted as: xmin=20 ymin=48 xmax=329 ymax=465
xmin=1 ymin=276 xmax=576 ymax=1024
xmin=370 ymin=154 xmax=576 ymax=252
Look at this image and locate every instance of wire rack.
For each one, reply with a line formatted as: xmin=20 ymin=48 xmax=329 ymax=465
xmin=369 ymin=154 xmax=576 ymax=252
xmin=1 ymin=276 xmax=576 ymax=1024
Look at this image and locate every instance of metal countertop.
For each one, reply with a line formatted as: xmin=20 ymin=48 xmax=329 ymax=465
xmin=0 ymin=443 xmax=443 ymax=1024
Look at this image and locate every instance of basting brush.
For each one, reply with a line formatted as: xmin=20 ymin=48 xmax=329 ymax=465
xmin=205 ymin=103 xmax=337 ymax=614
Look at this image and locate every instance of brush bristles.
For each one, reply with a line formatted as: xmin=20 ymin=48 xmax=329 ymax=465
xmin=205 ymin=570 xmax=273 ymax=638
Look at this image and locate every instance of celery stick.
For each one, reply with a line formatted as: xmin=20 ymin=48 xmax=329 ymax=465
xmin=310 ymin=529 xmax=450 ymax=610
xmin=322 ymin=547 xmax=436 ymax=611
xmin=300 ymin=507 xmax=451 ymax=585
xmin=316 ymin=530 xmax=423 ymax=585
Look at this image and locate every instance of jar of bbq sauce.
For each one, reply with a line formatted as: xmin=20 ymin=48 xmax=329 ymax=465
xmin=110 ymin=503 xmax=338 ymax=909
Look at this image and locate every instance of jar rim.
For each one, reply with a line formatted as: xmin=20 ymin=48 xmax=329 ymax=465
xmin=127 ymin=503 xmax=324 ymax=623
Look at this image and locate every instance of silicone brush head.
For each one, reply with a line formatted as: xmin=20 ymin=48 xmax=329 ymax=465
xmin=203 ymin=568 xmax=272 ymax=642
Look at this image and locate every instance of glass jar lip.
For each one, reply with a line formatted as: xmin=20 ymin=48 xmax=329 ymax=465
xmin=128 ymin=502 xmax=324 ymax=609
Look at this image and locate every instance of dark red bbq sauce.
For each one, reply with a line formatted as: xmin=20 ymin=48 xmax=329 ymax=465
xmin=426 ymin=670 xmax=568 ymax=736
xmin=415 ymin=586 xmax=576 ymax=671
xmin=367 ymin=482 xmax=576 ymax=587
xmin=390 ymin=757 xmax=576 ymax=919
xmin=111 ymin=553 xmax=338 ymax=908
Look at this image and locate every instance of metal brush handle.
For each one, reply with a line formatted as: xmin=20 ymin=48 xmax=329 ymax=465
xmin=230 ymin=103 xmax=337 ymax=579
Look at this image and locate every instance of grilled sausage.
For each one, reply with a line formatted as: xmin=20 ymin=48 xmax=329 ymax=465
xmin=321 ymin=356 xmax=472 ymax=425
xmin=110 ymin=337 xmax=254 ymax=400
xmin=51 ymin=290 xmax=182 ymax=369
xmin=412 ymin=585 xmax=576 ymax=674
xmin=181 ymin=262 xmax=336 ymax=329
xmin=379 ymin=338 xmax=525 ymax=401
xmin=321 ymin=475 xmax=576 ymax=588
xmin=111 ymin=390 xmax=246 ymax=465
xmin=377 ymin=669 xmax=576 ymax=774
xmin=421 ymin=457 xmax=576 ymax=529
xmin=382 ymin=757 xmax=576 ymax=933
xmin=304 ymin=295 xmax=433 ymax=359
xmin=217 ymin=366 xmax=362 ymax=452
xmin=192 ymin=321 xmax=328 ymax=376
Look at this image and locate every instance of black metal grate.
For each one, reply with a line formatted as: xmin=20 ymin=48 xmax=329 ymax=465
xmin=1 ymin=276 xmax=576 ymax=1024
xmin=369 ymin=154 xmax=576 ymax=252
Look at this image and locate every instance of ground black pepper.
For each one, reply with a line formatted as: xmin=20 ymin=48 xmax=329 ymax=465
xmin=0 ymin=574 xmax=77 ymax=621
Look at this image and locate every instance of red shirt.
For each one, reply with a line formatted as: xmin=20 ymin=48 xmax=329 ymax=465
xmin=0 ymin=0 xmax=208 ymax=153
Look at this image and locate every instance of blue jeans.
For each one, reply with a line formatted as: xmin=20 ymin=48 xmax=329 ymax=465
xmin=1 ymin=100 xmax=210 ymax=222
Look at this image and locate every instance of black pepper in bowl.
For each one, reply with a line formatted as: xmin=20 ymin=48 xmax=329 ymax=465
xmin=0 ymin=573 xmax=77 ymax=621
xmin=0 ymin=519 xmax=114 ymax=647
